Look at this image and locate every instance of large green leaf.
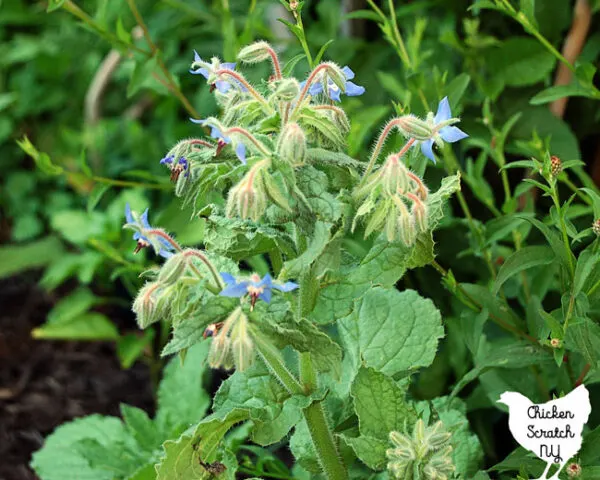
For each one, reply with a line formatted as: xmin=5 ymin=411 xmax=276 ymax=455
xmin=339 ymin=288 xmax=444 ymax=378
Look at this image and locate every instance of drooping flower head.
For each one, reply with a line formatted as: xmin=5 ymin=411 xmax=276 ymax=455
xmin=123 ymin=204 xmax=175 ymax=258
xmin=420 ymin=97 xmax=468 ymax=163
xmin=301 ymin=65 xmax=365 ymax=102
xmin=190 ymin=52 xmax=247 ymax=94
xmin=219 ymin=272 xmax=298 ymax=309
xmin=160 ymin=155 xmax=189 ymax=182
xmin=190 ymin=119 xmax=247 ymax=164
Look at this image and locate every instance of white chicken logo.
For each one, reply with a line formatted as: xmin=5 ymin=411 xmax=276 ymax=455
xmin=498 ymin=385 xmax=591 ymax=480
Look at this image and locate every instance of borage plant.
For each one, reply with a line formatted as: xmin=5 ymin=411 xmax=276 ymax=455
xmin=115 ymin=35 xmax=478 ymax=479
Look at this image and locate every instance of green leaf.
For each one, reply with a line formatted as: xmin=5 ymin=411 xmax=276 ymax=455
xmin=487 ymin=37 xmax=556 ymax=87
xmin=127 ymin=57 xmax=171 ymax=97
xmin=87 ymin=184 xmax=111 ymax=212
xmin=120 ymin=404 xmax=161 ymax=453
xmin=280 ymin=221 xmax=331 ymax=279
xmin=281 ymin=53 xmax=307 ymax=76
xmin=314 ymin=39 xmax=334 ymax=64
xmin=31 ymin=415 xmax=131 ymax=480
xmin=339 ymin=288 xmax=444 ymax=378
xmin=259 ymin=308 xmax=343 ymax=378
xmin=46 ymin=0 xmax=66 ymax=13
xmin=351 ymin=367 xmax=417 ymax=439
xmin=573 ymin=248 xmax=599 ymax=296
xmin=32 ymin=312 xmax=119 ymax=340
xmin=212 ymin=362 xmax=313 ymax=445
xmin=161 ymin=296 xmax=238 ymax=356
xmin=46 ymin=287 xmax=99 ymax=324
xmin=16 ymin=136 xmax=64 ymax=175
xmin=117 ymin=330 xmax=155 ymax=369
xmin=530 ymin=83 xmax=600 ymax=105
xmin=493 ymin=245 xmax=555 ymax=294
xmin=340 ymin=435 xmax=388 ymax=470
xmin=0 ymin=236 xmax=65 ymax=279
xmin=432 ymin=397 xmax=484 ymax=477
xmin=156 ymin=407 xmax=248 ymax=479
xmin=565 ymin=317 xmax=600 ymax=369
xmin=157 ymin=341 xmax=211 ymax=431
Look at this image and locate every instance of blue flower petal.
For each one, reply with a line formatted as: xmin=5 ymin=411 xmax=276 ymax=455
xmin=439 ymin=125 xmax=468 ymax=143
xmin=190 ymin=118 xmax=206 ymax=124
xmin=345 ymin=81 xmax=365 ymax=97
xmin=159 ymin=249 xmax=174 ymax=259
xmin=125 ymin=203 xmax=134 ymax=224
xmin=193 ymin=50 xmax=202 ymax=63
xmin=221 ymin=62 xmax=236 ymax=70
xmin=259 ymin=289 xmax=272 ymax=303
xmin=329 ymin=87 xmax=342 ymax=102
xmin=190 ymin=67 xmax=210 ymax=79
xmin=258 ymin=273 xmax=273 ymax=288
xmin=235 ymin=143 xmax=247 ymax=164
xmin=341 ymin=66 xmax=355 ymax=80
xmin=434 ymin=97 xmax=451 ymax=124
xmin=160 ymin=156 xmax=174 ymax=165
xmin=220 ymin=272 xmax=237 ymax=285
xmin=308 ymin=82 xmax=323 ymax=96
xmin=274 ymin=281 xmax=299 ymax=292
xmin=220 ymin=281 xmax=250 ymax=298
xmin=420 ymin=139 xmax=436 ymax=163
xmin=140 ymin=208 xmax=151 ymax=229
xmin=214 ymin=80 xmax=231 ymax=93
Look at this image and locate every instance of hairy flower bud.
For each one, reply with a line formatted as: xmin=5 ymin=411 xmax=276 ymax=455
xmin=157 ymin=252 xmax=188 ymax=285
xmin=230 ymin=312 xmax=254 ymax=371
xmin=277 ymin=122 xmax=307 ymax=165
xmin=208 ymin=307 xmax=242 ymax=370
xmin=133 ymin=281 xmax=168 ymax=329
xmin=406 ymin=193 xmax=428 ymax=233
xmin=226 ymin=162 xmax=269 ymax=221
xmin=399 ymin=115 xmax=435 ymax=141
xmin=238 ymin=41 xmax=274 ymax=63
xmin=593 ymin=219 xmax=600 ymax=236
xmin=381 ymin=154 xmax=410 ymax=196
xmin=270 ymin=78 xmax=300 ymax=101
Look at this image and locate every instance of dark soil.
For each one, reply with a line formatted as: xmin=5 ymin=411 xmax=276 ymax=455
xmin=0 ymin=274 xmax=154 ymax=480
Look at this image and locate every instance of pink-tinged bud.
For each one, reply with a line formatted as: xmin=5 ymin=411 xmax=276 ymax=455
xmin=208 ymin=307 xmax=241 ymax=370
xmin=277 ymin=122 xmax=306 ymax=165
xmin=566 ymin=462 xmax=582 ymax=478
xmin=405 ymin=192 xmax=428 ymax=233
xmin=238 ymin=41 xmax=274 ymax=63
xmin=132 ymin=282 xmax=167 ymax=329
xmin=381 ymin=154 xmax=410 ymax=196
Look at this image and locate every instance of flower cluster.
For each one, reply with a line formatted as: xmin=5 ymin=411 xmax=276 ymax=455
xmin=386 ymin=419 xmax=455 ymax=480
xmin=206 ymin=307 xmax=254 ymax=371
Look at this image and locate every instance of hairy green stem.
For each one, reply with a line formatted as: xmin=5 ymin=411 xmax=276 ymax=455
xmin=254 ymin=336 xmax=304 ymax=395
xmin=300 ymin=353 xmax=348 ymax=480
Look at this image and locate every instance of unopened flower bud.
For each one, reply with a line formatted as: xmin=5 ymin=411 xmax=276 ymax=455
xmin=157 ymin=252 xmax=188 ymax=285
xmin=277 ymin=122 xmax=306 ymax=165
xmin=593 ymin=219 xmax=600 ymax=236
xmin=208 ymin=307 xmax=242 ymax=370
xmin=133 ymin=281 xmax=168 ymax=328
xmin=381 ymin=154 xmax=410 ymax=196
xmin=387 ymin=460 xmax=411 ymax=479
xmin=230 ymin=312 xmax=254 ymax=371
xmin=226 ymin=162 xmax=269 ymax=221
xmin=550 ymin=338 xmax=562 ymax=349
xmin=424 ymin=421 xmax=452 ymax=451
xmin=407 ymin=193 xmax=428 ymax=233
xmin=398 ymin=115 xmax=434 ymax=141
xmin=389 ymin=430 xmax=414 ymax=452
xmin=263 ymin=172 xmax=292 ymax=212
xmin=238 ymin=41 xmax=274 ymax=63
xmin=550 ymin=155 xmax=562 ymax=176
xmin=321 ymin=63 xmax=347 ymax=94
xmin=566 ymin=462 xmax=582 ymax=478
xmin=270 ymin=78 xmax=300 ymax=101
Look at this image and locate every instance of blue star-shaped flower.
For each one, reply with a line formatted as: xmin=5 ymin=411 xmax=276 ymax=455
xmin=124 ymin=204 xmax=175 ymax=258
xmin=219 ymin=273 xmax=298 ymax=304
xmin=160 ymin=155 xmax=189 ymax=180
xmin=300 ymin=66 xmax=365 ymax=102
xmin=190 ymin=51 xmax=246 ymax=93
xmin=190 ymin=119 xmax=247 ymax=164
xmin=420 ymin=97 xmax=468 ymax=163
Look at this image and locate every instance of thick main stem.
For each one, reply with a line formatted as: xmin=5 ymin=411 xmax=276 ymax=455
xmin=300 ymin=353 xmax=348 ymax=480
